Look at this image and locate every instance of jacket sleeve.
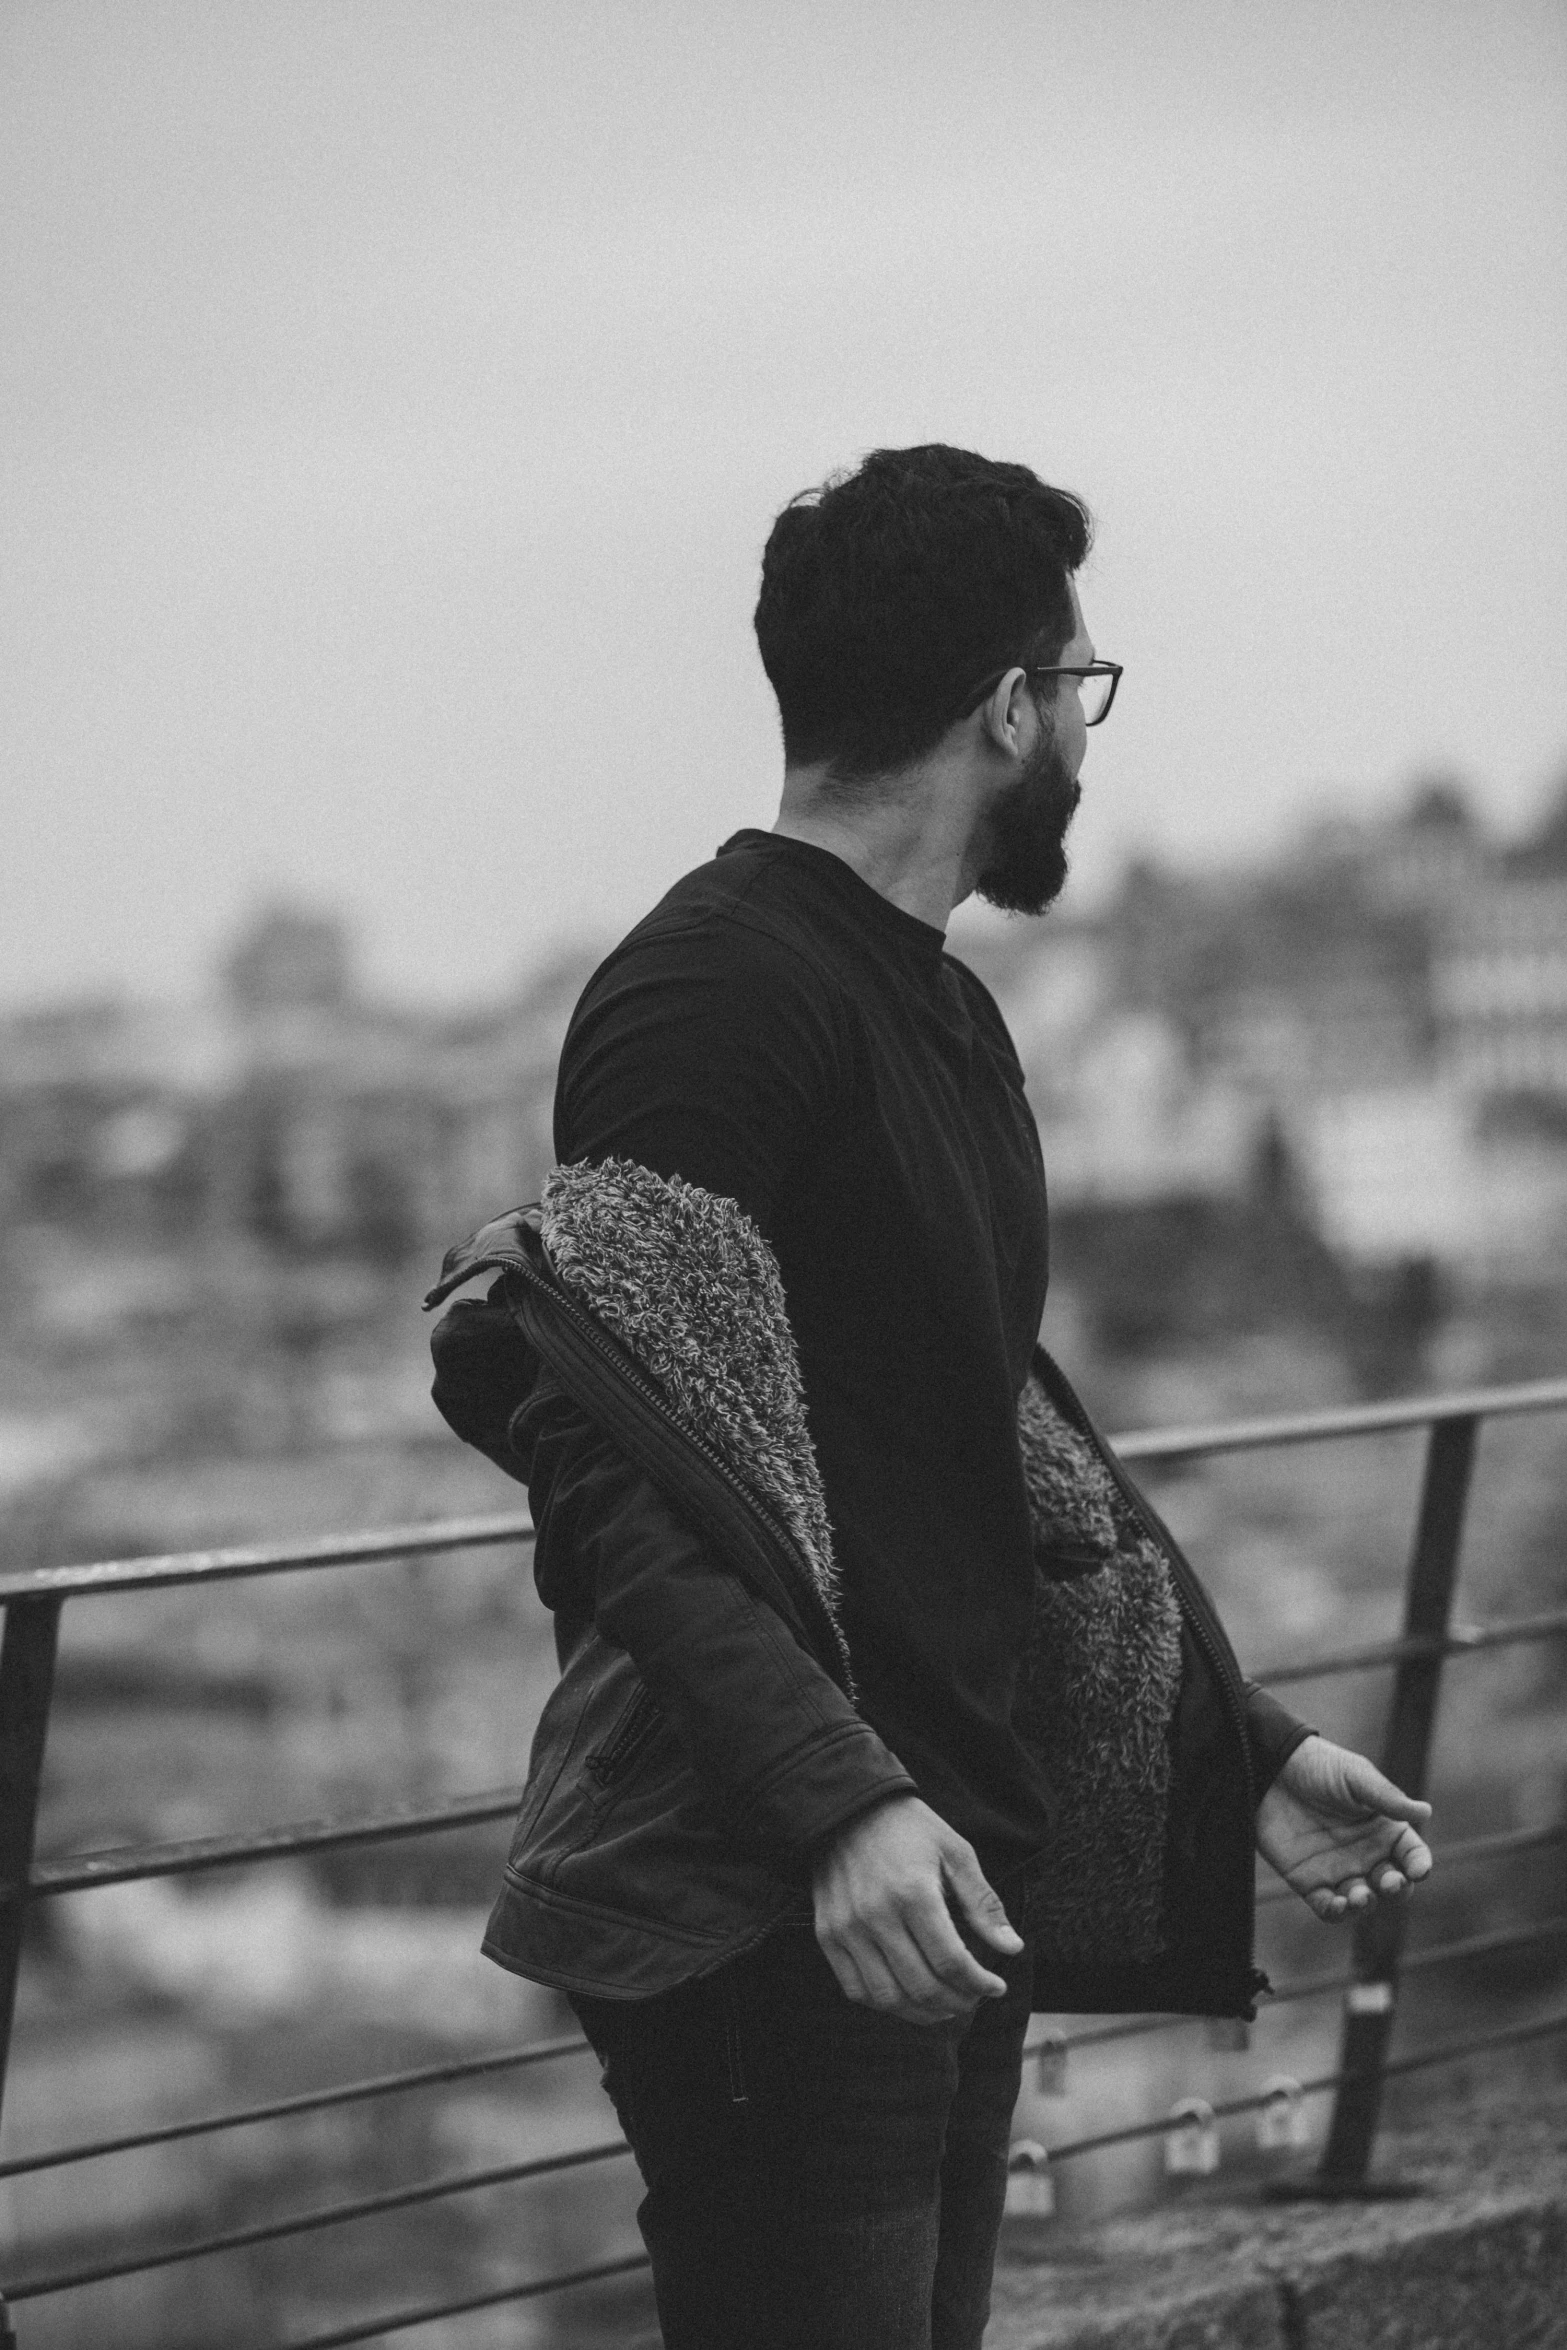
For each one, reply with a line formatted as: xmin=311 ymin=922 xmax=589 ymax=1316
xmin=520 ymin=1367 xmax=918 ymax=1865
xmin=1243 ymin=1681 xmax=1316 ymax=1798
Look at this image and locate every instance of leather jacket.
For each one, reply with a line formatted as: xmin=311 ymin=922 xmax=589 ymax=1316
xmin=427 ymin=1169 xmax=1310 ymax=2020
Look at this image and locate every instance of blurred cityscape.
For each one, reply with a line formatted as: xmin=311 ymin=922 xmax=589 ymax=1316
xmin=3 ymin=773 xmax=1567 ymax=2343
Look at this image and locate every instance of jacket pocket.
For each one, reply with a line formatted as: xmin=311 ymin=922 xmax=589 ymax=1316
xmin=507 ymin=1671 xmax=595 ymax=1859
xmin=511 ymin=1637 xmax=675 ymax=1889
xmin=584 ymin=1680 xmax=664 ymax=1793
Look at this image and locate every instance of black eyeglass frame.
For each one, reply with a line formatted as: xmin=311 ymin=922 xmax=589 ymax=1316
xmin=958 ymin=659 xmax=1123 ymax=726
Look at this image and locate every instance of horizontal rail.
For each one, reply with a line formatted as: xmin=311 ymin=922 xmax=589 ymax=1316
xmin=1023 ymin=1890 xmax=1567 ymax=2063
xmin=4 ymin=2136 xmax=632 ymax=2302
xmin=15 ymin=1830 xmax=1563 ymax=2186
xmin=3 ymin=1377 xmax=1563 ymax=1609
xmin=17 ymin=1785 xmax=525 ymax=1902
xmin=1254 ymin=1605 xmax=1567 ymax=1687
xmin=0 ymin=2031 xmax=592 ymax=2182
xmin=278 ymin=2251 xmax=653 ymax=2350
xmin=1042 ymin=2005 xmax=1567 ymax=2165
xmin=1259 ymin=1908 xmax=1567 ymax=2020
xmin=0 ymin=1513 xmax=536 ymax=1607
xmin=1112 ymin=1375 xmax=1567 ymax=1464
xmin=21 ymin=1642 xmax=1565 ymax=1910
xmin=0 ymin=1371 xmax=1561 ymax=2325
xmin=14 ymin=2007 xmax=1564 ymax=2311
xmin=1262 ymin=1911 xmax=1567 ymax=2012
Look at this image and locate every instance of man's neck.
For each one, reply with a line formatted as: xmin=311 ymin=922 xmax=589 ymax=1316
xmin=772 ymin=759 xmax=980 ymax=930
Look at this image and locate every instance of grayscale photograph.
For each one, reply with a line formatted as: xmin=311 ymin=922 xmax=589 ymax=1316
xmin=1 ymin=5 xmax=1564 ymax=2346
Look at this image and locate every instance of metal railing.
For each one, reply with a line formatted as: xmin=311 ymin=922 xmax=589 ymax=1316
xmin=1 ymin=1374 xmax=1565 ymax=2343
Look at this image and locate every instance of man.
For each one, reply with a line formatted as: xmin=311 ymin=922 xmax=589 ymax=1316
xmin=428 ymin=445 xmax=1432 ymax=2350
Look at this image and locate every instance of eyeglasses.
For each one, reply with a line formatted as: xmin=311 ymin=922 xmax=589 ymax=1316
xmin=959 ymin=659 xmax=1123 ymax=726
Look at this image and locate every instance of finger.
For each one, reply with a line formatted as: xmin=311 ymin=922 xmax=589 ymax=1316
xmin=1342 ymin=1878 xmax=1373 ymax=1909
xmin=816 ymin=1925 xmax=872 ymax=2008
xmin=1373 ymin=1865 xmax=1408 ymax=1897
xmin=1338 ymin=1756 xmax=1433 ymax=1825
xmin=872 ymin=1919 xmax=983 ymax=2020
xmin=1390 ymin=1825 xmax=1434 ymax=1881
xmin=845 ymin=1936 xmax=933 ymax=2021
xmin=902 ymin=1896 xmax=1008 ymax=2004
xmin=941 ymin=1842 xmax=1024 ymax=1954
xmin=1308 ymin=1886 xmax=1348 ymax=1921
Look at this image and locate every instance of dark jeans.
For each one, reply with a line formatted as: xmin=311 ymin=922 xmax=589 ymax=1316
xmin=569 ymin=1914 xmax=1034 ymax=2350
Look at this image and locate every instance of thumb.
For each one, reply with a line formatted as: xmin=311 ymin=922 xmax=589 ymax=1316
xmin=942 ymin=1840 xmax=1024 ymax=1954
xmin=1339 ymin=1752 xmax=1432 ymax=1824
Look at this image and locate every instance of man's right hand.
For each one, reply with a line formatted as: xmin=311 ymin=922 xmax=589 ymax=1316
xmin=811 ymin=1795 xmax=1024 ymax=2027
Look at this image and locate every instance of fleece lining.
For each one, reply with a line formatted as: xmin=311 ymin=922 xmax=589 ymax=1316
xmin=541 ymin=1159 xmax=843 ymax=1625
xmin=1013 ymin=1379 xmax=1185 ymax=1965
xmin=540 ymin=1156 xmax=1184 ymax=1967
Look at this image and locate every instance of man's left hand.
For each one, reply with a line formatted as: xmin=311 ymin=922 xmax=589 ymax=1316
xmin=1257 ymin=1734 xmax=1433 ymax=1923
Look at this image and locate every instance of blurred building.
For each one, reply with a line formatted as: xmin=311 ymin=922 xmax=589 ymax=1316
xmin=1433 ymin=880 xmax=1567 ymax=1098
xmin=982 ymin=775 xmax=1567 ymax=1278
xmin=0 ymin=905 xmax=602 ymax=1265
xmin=5 ymin=781 xmax=1567 ymax=1287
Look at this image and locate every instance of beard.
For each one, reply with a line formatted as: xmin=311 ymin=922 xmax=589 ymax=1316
xmin=974 ymin=728 xmax=1082 ymax=915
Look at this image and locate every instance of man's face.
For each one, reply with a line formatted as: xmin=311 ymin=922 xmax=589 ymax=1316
xmin=974 ymin=593 xmax=1093 ymax=917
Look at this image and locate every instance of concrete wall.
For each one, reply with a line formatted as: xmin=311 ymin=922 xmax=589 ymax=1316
xmin=990 ymin=2075 xmax=1567 ymax=2349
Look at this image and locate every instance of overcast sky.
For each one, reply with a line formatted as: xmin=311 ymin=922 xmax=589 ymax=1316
xmin=4 ymin=0 xmax=1564 ymax=1010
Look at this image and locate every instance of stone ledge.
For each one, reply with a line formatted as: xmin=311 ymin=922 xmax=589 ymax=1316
xmin=988 ymin=2076 xmax=1567 ymax=2349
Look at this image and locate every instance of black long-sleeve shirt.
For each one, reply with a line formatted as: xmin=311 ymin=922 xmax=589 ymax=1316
xmin=544 ymin=828 xmax=1060 ymax=1872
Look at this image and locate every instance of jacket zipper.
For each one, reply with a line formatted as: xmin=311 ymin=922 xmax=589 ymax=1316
xmin=454 ymin=1242 xmax=857 ymax=1696
xmin=585 ymin=1681 xmax=664 ymax=1787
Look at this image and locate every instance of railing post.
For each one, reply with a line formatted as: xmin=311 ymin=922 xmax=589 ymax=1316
xmin=0 ymin=1599 xmax=63 ymax=2131
xmin=0 ymin=1598 xmax=62 ymax=2350
xmin=1317 ymin=1414 xmax=1478 ymax=2191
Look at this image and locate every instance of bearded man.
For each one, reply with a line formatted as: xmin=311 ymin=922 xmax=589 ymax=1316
xmin=428 ymin=444 xmax=1432 ymax=2350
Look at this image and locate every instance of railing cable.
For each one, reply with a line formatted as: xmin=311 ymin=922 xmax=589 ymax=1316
xmin=5 ymin=1836 xmax=1562 ymax=2181
xmin=3 ymin=1372 xmax=1565 ymax=2328
xmin=1112 ymin=1374 xmax=1567 ymax=1463
xmin=1041 ymin=2004 xmax=1567 ymax=2166
xmin=0 ymin=1513 xmax=536 ymax=1607
xmin=274 ymin=2250 xmax=652 ymax=2350
xmin=0 ymin=2031 xmax=590 ymax=2181
xmin=1263 ymin=1911 xmax=1567 ymax=2011
xmin=2 ymin=2137 xmax=631 ymax=2302
xmin=1255 ymin=1604 xmax=1567 ymax=1687
xmin=1020 ymin=1903 xmax=1567 ymax=2064
xmin=15 ymin=1640 xmax=1562 ymax=1911
xmin=18 ymin=1785 xmax=525 ymax=1902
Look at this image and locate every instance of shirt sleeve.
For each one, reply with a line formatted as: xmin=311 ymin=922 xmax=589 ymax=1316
xmin=1243 ymin=1681 xmax=1316 ymax=1798
xmin=555 ymin=914 xmax=840 ymax=1243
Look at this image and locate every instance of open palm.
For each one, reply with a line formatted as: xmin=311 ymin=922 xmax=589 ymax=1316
xmin=1257 ymin=1734 xmax=1433 ymax=1923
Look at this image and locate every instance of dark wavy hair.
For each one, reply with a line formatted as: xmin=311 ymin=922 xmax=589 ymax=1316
xmin=753 ymin=444 xmax=1092 ymax=783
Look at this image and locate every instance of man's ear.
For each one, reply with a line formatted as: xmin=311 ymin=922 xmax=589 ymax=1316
xmin=979 ymin=668 xmax=1030 ymax=761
